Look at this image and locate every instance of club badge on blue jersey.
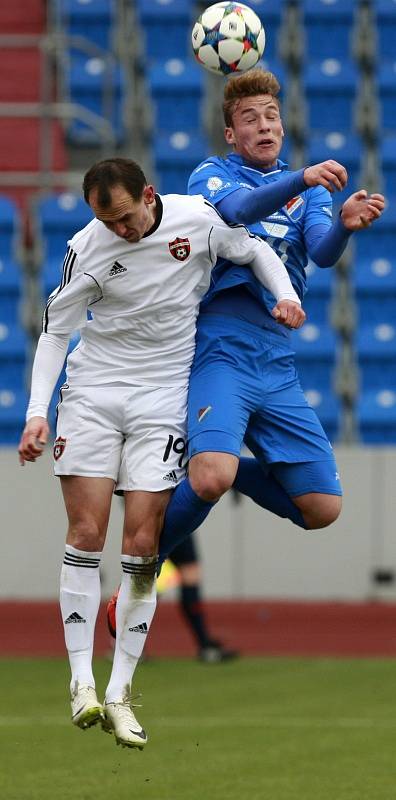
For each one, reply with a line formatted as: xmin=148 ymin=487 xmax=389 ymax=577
xmin=283 ymin=195 xmax=304 ymax=221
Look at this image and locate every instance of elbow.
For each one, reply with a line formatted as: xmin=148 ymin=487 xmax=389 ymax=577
xmin=308 ymin=250 xmax=334 ymax=269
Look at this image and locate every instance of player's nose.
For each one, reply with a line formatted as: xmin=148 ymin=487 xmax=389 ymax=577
xmin=114 ymin=222 xmax=128 ymax=237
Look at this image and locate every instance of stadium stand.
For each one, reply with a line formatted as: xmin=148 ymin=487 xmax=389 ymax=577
xmin=292 ymin=322 xmax=338 ymax=395
xmin=356 ymin=323 xmax=396 ymax=392
xmin=0 ymin=0 xmax=395 ymax=448
xmin=153 ymin=132 xmax=209 ymax=195
xmin=57 ymin=0 xmax=116 ymax=52
xmin=354 ymin=255 xmax=396 ymax=325
xmin=357 ymin=389 xmax=396 ymax=444
xmin=301 ymin=0 xmax=357 ymax=61
xmin=302 ymin=261 xmax=335 ymax=325
xmin=302 ymin=58 xmax=359 ymax=133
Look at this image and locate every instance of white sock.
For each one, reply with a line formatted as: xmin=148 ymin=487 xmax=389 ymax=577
xmin=59 ymin=544 xmax=102 ymax=692
xmin=105 ymin=555 xmax=157 ymax=704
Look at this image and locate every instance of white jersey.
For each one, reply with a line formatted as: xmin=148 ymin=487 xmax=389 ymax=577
xmin=41 ymin=193 xmax=299 ymax=388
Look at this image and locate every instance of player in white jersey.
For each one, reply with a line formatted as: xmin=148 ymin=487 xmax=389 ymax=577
xmin=18 ymin=157 xmax=305 ymax=749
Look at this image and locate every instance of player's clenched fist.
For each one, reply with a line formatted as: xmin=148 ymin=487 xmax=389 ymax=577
xmin=18 ymin=416 xmax=49 ymax=465
xmin=303 ymin=160 xmax=348 ymax=193
xmin=272 ymin=300 xmax=306 ymax=329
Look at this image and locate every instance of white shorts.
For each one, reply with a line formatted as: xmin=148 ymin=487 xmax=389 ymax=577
xmin=53 ymin=384 xmax=188 ymax=492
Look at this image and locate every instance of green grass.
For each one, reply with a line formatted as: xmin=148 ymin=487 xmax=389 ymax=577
xmin=1 ymin=657 xmax=396 ymax=800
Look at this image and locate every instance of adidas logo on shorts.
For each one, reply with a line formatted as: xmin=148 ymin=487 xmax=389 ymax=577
xmin=163 ymin=470 xmax=177 ymax=482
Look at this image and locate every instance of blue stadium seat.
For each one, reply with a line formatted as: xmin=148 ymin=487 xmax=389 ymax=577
xmin=303 ymin=387 xmax=341 ymax=443
xmin=58 ymin=0 xmax=115 ymax=52
xmin=154 ymin=131 xmax=209 ymax=194
xmin=303 ymin=59 xmax=358 ymax=132
xmin=148 ymin=59 xmax=204 ymax=134
xmin=66 ymin=54 xmax=126 ymax=145
xmin=35 ymin=192 xmax=93 ymax=264
xmin=380 ymin=135 xmax=396 ymax=199
xmin=374 ymin=0 xmax=396 ymax=62
xmin=353 ymin=202 xmax=396 ymax=264
xmin=292 ymin=322 xmax=337 ymax=393
xmin=0 ymin=195 xmax=19 ymax=259
xmin=377 ymin=62 xmax=396 ymax=133
xmin=306 ymin=132 xmax=362 ymax=206
xmin=356 ymin=323 xmax=396 ymax=391
xmin=0 ymin=323 xmax=28 ymax=391
xmin=0 ymin=258 xmax=22 ymax=325
xmin=354 ymin=256 xmax=396 ymax=324
xmin=303 ymin=261 xmax=334 ymax=324
xmin=0 ymin=389 xmax=29 ymax=445
xmin=357 ymin=389 xmax=396 ymax=444
xmin=301 ymin=0 xmax=356 ymax=60
xmin=135 ymin=0 xmax=193 ymax=60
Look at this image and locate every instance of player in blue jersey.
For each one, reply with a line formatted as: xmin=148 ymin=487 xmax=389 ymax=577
xmin=158 ymin=68 xmax=385 ymax=560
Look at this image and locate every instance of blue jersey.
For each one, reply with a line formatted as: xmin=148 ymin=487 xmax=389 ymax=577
xmin=188 ymin=154 xmax=333 ymax=318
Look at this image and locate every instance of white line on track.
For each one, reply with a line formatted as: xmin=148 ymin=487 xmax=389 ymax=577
xmin=0 ymin=716 xmax=396 ymax=729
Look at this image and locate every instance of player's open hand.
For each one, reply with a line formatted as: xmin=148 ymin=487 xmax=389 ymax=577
xmin=18 ymin=416 xmax=49 ymax=465
xmin=340 ymin=190 xmax=385 ymax=231
xmin=272 ymin=300 xmax=306 ymax=329
xmin=303 ymin=160 xmax=348 ymax=193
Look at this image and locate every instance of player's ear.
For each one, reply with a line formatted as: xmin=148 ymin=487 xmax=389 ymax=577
xmin=143 ymin=185 xmax=156 ymax=204
xmin=224 ymin=126 xmax=235 ymax=145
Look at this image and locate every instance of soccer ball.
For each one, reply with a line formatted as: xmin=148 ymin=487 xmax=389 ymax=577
xmin=191 ymin=2 xmax=265 ymax=76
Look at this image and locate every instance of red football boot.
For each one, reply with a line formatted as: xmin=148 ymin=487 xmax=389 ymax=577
xmin=106 ymin=587 xmax=119 ymax=639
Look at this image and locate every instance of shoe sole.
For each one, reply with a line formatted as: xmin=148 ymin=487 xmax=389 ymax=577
xmin=73 ymin=706 xmax=104 ymax=730
xmin=101 ymin=715 xmax=147 ymax=750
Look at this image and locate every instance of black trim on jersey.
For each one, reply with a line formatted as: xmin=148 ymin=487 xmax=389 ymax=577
xmin=43 ymin=247 xmax=78 ymax=332
xmin=208 ymin=226 xmax=214 ymax=264
xmin=61 ymin=247 xmax=77 ymax=289
xmin=84 ymin=273 xmax=104 ymax=306
xmin=55 ymin=383 xmax=69 ymax=428
xmin=204 ymin=198 xmax=262 ymax=243
xmin=143 ymin=194 xmax=163 ymax=238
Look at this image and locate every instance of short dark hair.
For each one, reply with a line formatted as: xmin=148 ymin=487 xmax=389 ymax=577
xmin=82 ymin=157 xmax=147 ymax=207
xmin=223 ymin=69 xmax=281 ymax=127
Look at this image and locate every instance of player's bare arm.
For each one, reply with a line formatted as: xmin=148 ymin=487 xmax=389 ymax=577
xmin=18 ymin=416 xmax=49 ymax=465
xmin=340 ymin=191 xmax=385 ymax=231
xmin=272 ymin=300 xmax=306 ymax=329
xmin=303 ymin=160 xmax=348 ymax=193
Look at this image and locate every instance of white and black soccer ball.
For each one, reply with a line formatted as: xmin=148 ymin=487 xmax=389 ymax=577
xmin=192 ymin=2 xmax=265 ymax=76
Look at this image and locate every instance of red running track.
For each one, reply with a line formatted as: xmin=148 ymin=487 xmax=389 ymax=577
xmin=1 ymin=600 xmax=396 ymax=658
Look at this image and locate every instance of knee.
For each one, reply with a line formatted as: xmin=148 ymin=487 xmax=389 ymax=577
xmin=298 ymin=495 xmax=342 ymax=530
xmin=189 ymin=469 xmax=232 ymax=502
xmin=67 ymin=519 xmax=105 ymax=551
xmin=127 ymin=529 xmax=158 ymax=557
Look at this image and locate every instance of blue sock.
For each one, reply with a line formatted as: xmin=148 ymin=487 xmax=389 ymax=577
xmin=159 ymin=478 xmax=215 ymax=562
xmin=233 ymin=456 xmax=307 ymax=529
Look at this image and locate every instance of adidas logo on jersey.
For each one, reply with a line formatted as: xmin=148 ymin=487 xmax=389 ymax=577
xmin=129 ymin=622 xmax=148 ymax=634
xmin=65 ymin=612 xmax=86 ymax=624
xmin=109 ymin=261 xmax=127 ymax=276
xmin=163 ymin=470 xmax=178 ymax=482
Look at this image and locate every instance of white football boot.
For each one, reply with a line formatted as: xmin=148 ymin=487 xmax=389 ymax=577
xmin=102 ymin=691 xmax=148 ymax=749
xmin=71 ymin=683 xmax=103 ymax=729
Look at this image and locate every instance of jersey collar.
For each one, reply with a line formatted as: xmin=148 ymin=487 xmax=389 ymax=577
xmin=227 ymin=152 xmax=289 ymax=175
xmin=143 ymin=194 xmax=163 ymax=238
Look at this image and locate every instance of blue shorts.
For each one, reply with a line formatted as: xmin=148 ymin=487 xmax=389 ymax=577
xmin=188 ymin=315 xmax=342 ymax=496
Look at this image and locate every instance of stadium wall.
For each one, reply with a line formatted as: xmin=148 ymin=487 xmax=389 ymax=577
xmin=2 ymin=447 xmax=396 ymax=602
